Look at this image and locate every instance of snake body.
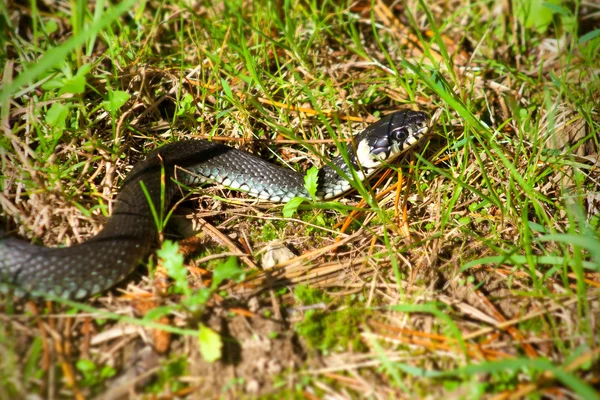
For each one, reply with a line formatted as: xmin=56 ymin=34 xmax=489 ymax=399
xmin=0 ymin=110 xmax=429 ymax=299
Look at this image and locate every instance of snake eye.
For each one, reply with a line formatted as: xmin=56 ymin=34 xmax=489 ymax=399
xmin=394 ymin=128 xmax=408 ymax=141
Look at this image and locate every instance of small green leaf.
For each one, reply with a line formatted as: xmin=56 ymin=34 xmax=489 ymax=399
xmin=304 ymin=166 xmax=319 ymax=200
xmin=157 ymin=241 xmax=184 ymax=276
xmin=46 ymin=103 xmax=69 ymax=128
xmin=41 ymin=64 xmax=91 ymax=95
xmin=76 ymin=359 xmax=96 ymax=372
xmin=99 ymin=366 xmax=116 ymax=379
xmin=282 ymin=197 xmax=305 ymax=218
xmin=198 ymin=324 xmax=222 ymax=362
xmin=220 ymin=78 xmax=234 ymax=101
xmin=211 ymin=257 xmax=244 ymax=288
xmin=579 ymin=29 xmax=600 ymax=45
xmin=41 ymin=78 xmax=65 ymax=91
xmin=184 ymin=289 xmax=212 ymax=308
xmin=157 ymin=240 xmax=188 ymax=293
xmin=514 ymin=0 xmax=559 ymax=33
xmin=175 ymin=93 xmax=194 ymax=117
xmin=59 ymin=64 xmax=91 ymax=95
xmin=527 ymin=221 xmax=549 ymax=233
xmin=542 ymin=2 xmax=571 ymax=17
xmin=43 ymin=20 xmax=58 ymax=35
xmin=102 ymin=90 xmax=130 ymax=112
xmin=59 ymin=74 xmax=87 ymax=95
xmin=457 ymin=216 xmax=471 ymax=225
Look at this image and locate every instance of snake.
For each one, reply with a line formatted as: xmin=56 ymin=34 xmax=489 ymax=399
xmin=0 ymin=110 xmax=429 ymax=299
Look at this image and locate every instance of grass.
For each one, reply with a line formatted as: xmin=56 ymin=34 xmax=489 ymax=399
xmin=1 ymin=0 xmax=599 ymax=398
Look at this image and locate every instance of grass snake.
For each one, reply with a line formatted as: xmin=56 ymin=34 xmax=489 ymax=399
xmin=0 ymin=110 xmax=429 ymax=299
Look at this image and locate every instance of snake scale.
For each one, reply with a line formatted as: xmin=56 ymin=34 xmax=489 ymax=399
xmin=0 ymin=110 xmax=429 ymax=299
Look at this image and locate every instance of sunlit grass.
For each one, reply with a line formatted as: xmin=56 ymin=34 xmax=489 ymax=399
xmin=1 ymin=0 xmax=598 ymax=397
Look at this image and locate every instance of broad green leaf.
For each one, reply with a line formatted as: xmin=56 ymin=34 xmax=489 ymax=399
xmin=304 ymin=166 xmax=319 ymax=200
xmin=198 ymin=325 xmax=222 ymax=362
xmin=102 ymin=90 xmax=130 ymax=112
xmin=282 ymin=196 xmax=305 ymax=218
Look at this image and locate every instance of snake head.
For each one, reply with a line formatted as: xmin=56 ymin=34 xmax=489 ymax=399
xmin=354 ymin=110 xmax=430 ymax=169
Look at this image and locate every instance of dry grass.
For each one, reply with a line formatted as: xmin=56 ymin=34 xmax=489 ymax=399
xmin=1 ymin=0 xmax=599 ymax=398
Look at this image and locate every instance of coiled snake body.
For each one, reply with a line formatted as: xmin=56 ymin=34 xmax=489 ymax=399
xmin=0 ymin=110 xmax=429 ymax=299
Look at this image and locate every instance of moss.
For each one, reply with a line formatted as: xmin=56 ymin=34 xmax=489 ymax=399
xmin=293 ymin=285 xmax=369 ymax=353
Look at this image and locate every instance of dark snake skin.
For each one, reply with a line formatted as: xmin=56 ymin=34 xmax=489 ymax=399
xmin=0 ymin=110 xmax=429 ymax=299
